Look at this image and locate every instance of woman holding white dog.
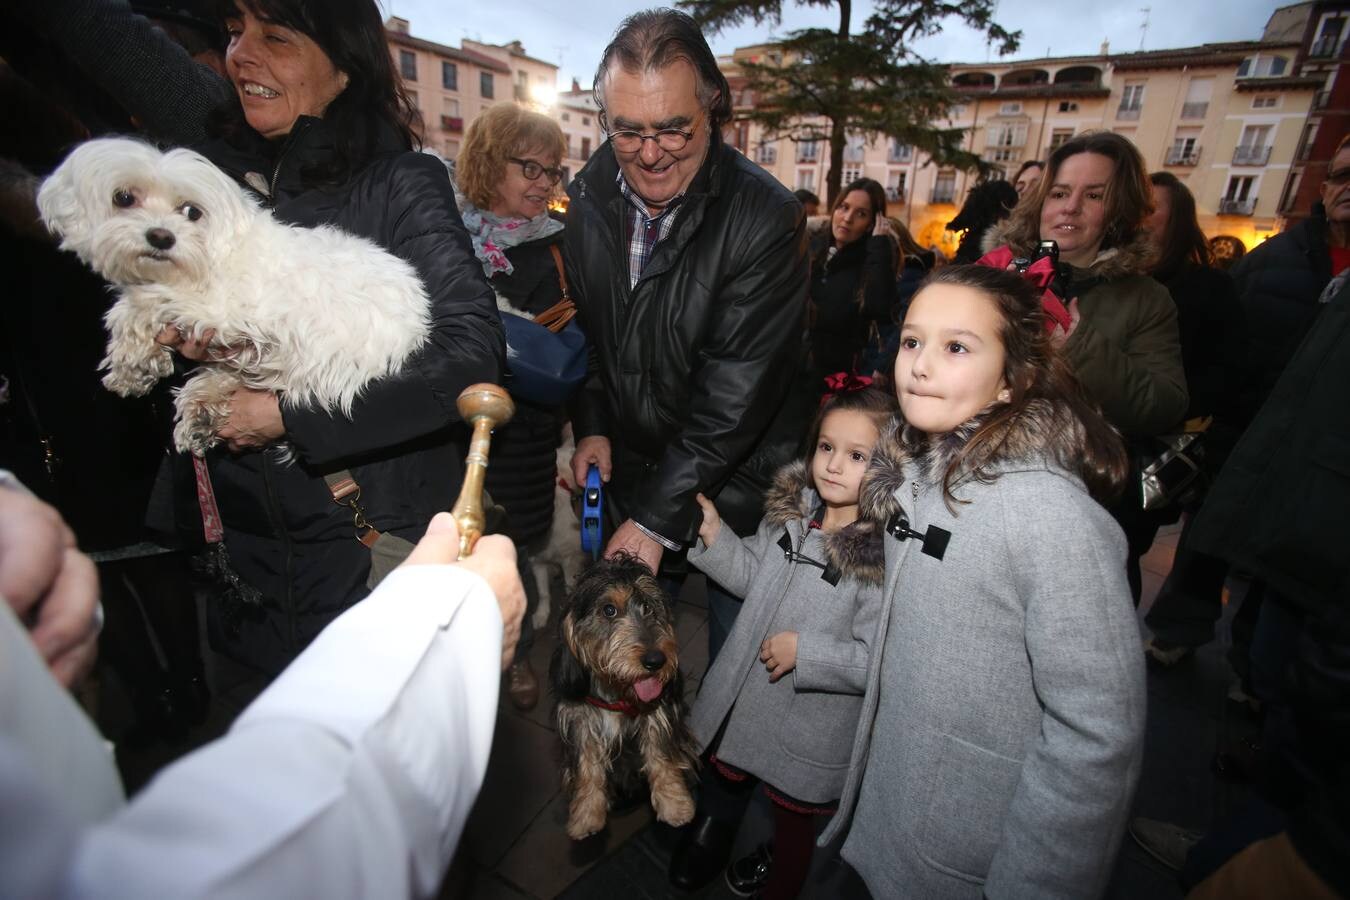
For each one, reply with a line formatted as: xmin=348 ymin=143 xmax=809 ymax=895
xmin=451 ymin=105 xmax=573 ymax=710
xmin=160 ymin=0 xmax=504 ymax=676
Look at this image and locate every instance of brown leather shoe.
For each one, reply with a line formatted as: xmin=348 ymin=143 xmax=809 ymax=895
xmin=506 ymin=659 xmax=539 ymax=711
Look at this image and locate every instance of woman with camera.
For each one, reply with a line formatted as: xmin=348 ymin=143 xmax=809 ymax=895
xmin=986 ymin=131 xmax=1187 ymax=603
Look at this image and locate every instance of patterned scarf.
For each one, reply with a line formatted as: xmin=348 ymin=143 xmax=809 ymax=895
xmin=445 ymin=159 xmax=564 ymax=278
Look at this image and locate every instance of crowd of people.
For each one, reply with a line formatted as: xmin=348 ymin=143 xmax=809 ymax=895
xmin=1 ymin=1 xmax=1347 ymax=899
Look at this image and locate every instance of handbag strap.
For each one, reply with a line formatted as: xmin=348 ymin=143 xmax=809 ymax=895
xmin=532 ymin=245 xmax=578 ymax=333
xmin=548 ymin=244 xmax=570 ymax=301
xmin=323 ymin=469 xmax=382 ymax=548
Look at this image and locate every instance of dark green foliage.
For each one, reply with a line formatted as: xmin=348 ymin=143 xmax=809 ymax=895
xmin=680 ymin=0 xmax=1020 ymax=205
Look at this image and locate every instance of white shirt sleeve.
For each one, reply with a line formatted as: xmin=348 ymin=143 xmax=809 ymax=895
xmin=65 ymin=564 xmax=503 ymax=900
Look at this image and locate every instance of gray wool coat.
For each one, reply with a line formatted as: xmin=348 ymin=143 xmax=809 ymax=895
xmin=687 ymin=461 xmax=885 ymax=804
xmin=821 ymin=404 xmax=1147 ymax=900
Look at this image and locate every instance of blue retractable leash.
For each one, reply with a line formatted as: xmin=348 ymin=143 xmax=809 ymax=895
xmin=580 ymin=465 xmax=603 ymax=561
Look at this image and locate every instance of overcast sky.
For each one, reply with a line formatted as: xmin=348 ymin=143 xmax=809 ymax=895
xmin=383 ymin=0 xmax=1284 ymax=90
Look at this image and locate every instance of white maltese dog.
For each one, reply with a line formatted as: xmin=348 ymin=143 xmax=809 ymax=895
xmin=37 ymin=137 xmax=431 ymax=456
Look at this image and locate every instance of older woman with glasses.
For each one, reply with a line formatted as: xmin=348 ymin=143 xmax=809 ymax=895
xmin=451 ymin=103 xmax=571 ymax=710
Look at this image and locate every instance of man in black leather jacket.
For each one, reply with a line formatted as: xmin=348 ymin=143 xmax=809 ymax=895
xmin=565 ymin=10 xmax=809 ymax=660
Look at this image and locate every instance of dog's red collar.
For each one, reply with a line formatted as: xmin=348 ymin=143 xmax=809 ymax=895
xmin=584 ymin=693 xmax=658 ymax=717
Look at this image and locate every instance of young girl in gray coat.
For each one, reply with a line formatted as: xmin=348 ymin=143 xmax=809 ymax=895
xmin=668 ymin=387 xmax=895 ymax=899
xmin=821 ymin=265 xmax=1148 ymax=899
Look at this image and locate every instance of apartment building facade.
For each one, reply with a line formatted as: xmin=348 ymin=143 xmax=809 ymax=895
xmin=720 ymin=4 xmax=1343 ymax=255
xmin=382 ymin=19 xmax=603 ymax=202
xmin=556 ymin=82 xmax=604 ymax=187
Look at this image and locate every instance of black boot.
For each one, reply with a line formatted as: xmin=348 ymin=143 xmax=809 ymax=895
xmin=726 ymin=842 xmax=773 ymax=897
xmin=668 ymin=814 xmax=737 ymax=890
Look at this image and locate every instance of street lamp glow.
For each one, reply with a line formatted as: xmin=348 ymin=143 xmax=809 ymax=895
xmin=530 ymin=82 xmax=557 ymax=107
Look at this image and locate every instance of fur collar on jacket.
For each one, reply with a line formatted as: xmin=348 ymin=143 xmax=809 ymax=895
xmin=762 ymin=460 xmax=885 ymax=586
xmin=859 ymin=400 xmax=1091 ymax=523
xmin=981 ymin=219 xmax=1156 ymax=281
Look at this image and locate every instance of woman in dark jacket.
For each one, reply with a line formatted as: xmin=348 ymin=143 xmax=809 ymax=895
xmin=808 ymin=177 xmax=898 ymax=385
xmin=1146 ymin=173 xmax=1243 ymax=424
xmin=1139 ymin=174 xmax=1247 ymax=662
xmin=451 ymin=103 xmax=571 ymax=709
xmin=165 ymin=0 xmax=503 ymax=675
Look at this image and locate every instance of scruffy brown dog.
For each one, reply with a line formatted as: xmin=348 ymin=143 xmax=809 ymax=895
xmin=550 ymin=553 xmax=697 ymax=840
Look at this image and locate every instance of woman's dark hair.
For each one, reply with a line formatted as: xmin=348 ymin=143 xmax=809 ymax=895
xmin=1001 ymin=130 xmax=1154 ymax=261
xmin=1148 ymin=172 xmax=1213 ymax=279
xmin=803 ymin=386 xmax=899 ymax=494
xmin=215 ymin=0 xmax=418 ymax=182
xmin=908 ymin=265 xmax=1128 ymax=504
xmin=947 ymin=179 xmax=1018 ymax=263
xmin=594 ymin=9 xmax=732 ymax=131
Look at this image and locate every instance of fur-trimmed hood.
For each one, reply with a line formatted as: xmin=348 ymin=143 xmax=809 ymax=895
xmin=762 ymin=460 xmax=885 ymax=586
xmin=981 ymin=219 xmax=1156 ymax=282
xmin=860 ymin=400 xmax=1092 ymax=524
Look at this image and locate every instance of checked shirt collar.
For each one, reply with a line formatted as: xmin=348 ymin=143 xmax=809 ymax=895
xmin=616 ymin=169 xmax=686 ymax=289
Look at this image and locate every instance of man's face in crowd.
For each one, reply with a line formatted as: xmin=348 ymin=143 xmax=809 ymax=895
xmin=1320 ymin=146 xmax=1350 ymax=226
xmin=602 ymin=60 xmax=711 ymax=215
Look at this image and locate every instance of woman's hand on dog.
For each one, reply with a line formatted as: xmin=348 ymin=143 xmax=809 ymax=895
xmin=155 ymin=324 xmax=218 ymax=361
xmin=218 ymin=388 xmax=286 ymax=452
xmin=759 ymin=631 xmax=798 ymax=683
xmin=694 ymin=493 xmax=721 ymax=548
xmin=405 ymin=512 xmax=525 ymax=671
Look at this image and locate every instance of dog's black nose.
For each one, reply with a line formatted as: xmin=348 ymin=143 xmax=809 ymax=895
xmin=145 ymin=228 xmax=176 ymax=250
xmin=641 ymin=649 xmax=666 ymax=672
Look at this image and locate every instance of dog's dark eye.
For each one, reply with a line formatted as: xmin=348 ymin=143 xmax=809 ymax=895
xmin=179 ymin=204 xmax=203 ymax=222
xmin=113 ymin=190 xmax=136 ymax=208
xmin=601 ymin=603 xmax=618 ymax=619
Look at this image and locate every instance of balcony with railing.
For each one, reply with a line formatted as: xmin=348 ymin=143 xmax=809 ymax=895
xmin=1232 ymin=145 xmax=1272 ymax=166
xmin=1165 ymin=146 xmax=1201 ymax=166
xmin=1219 ymin=197 xmax=1256 ymax=215
xmin=441 ymin=115 xmax=463 ymax=132
xmin=930 ymin=187 xmax=957 ymax=204
xmin=1180 ymin=101 xmax=1209 ymax=119
xmin=843 ymin=146 xmax=867 ymax=163
xmin=1309 ymin=34 xmax=1342 ymax=58
xmin=796 ymin=149 xmax=819 ymax=164
xmin=1116 ymin=105 xmax=1142 ymax=120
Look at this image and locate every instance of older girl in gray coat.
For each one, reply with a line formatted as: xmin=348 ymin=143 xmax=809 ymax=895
xmin=822 ymin=265 xmax=1147 ymax=899
xmin=668 ymin=387 xmax=895 ymax=899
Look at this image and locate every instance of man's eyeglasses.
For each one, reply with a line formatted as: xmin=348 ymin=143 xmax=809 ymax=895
xmin=509 ymin=158 xmax=564 ymax=185
xmin=607 ymin=126 xmax=696 ymax=154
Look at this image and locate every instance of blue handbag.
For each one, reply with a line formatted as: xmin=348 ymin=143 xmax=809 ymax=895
xmin=502 ymin=314 xmax=587 ymax=407
xmin=501 ymin=244 xmax=588 ymax=407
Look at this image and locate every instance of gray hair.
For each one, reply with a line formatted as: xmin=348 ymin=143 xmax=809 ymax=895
xmin=593 ymin=8 xmax=732 ymax=130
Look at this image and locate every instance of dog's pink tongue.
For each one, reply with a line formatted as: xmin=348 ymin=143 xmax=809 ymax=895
xmin=633 ymin=677 xmax=663 ymax=703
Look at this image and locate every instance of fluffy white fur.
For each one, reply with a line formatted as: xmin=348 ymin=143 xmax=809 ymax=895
xmin=37 ymin=137 xmax=431 ymax=456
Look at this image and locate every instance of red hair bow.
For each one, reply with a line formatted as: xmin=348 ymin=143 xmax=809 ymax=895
xmin=974 ymin=246 xmax=1074 ymax=334
xmin=821 ymin=372 xmax=873 ymax=405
